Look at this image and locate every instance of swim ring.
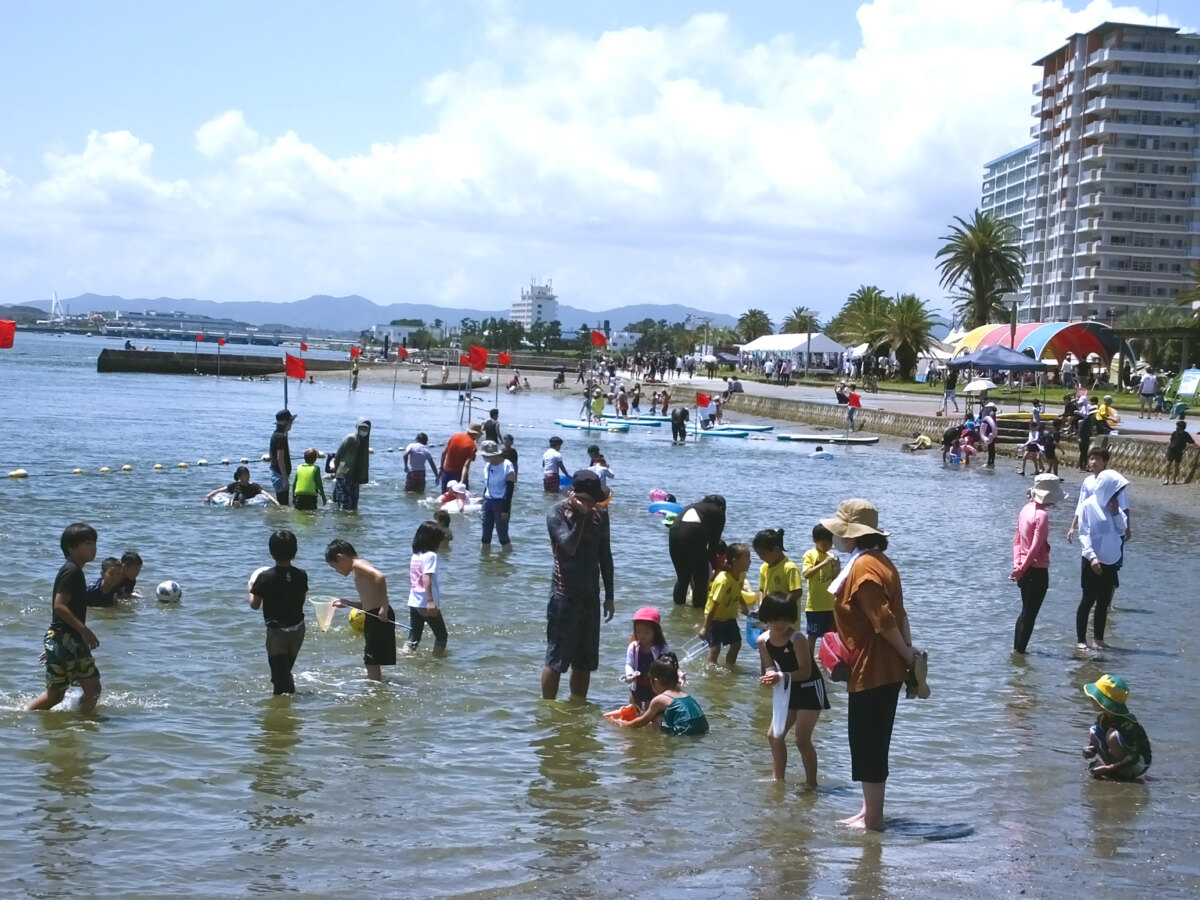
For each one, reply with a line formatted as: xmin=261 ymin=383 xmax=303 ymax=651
xmin=648 ymin=501 xmax=683 ymax=516
xmin=979 ymin=416 xmax=997 ymax=445
xmin=211 ymin=492 xmax=272 ymax=507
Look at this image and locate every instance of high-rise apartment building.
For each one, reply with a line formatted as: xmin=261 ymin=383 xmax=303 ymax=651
xmin=993 ymin=22 xmax=1200 ymax=323
xmin=511 ymin=279 xmax=559 ymax=329
xmin=981 ymin=142 xmax=1039 ymax=239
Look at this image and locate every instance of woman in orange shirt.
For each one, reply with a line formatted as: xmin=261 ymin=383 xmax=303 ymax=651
xmin=821 ymin=499 xmax=924 ymax=832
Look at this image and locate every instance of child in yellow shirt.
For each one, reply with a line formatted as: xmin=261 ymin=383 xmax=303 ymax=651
xmin=801 ymin=524 xmax=840 ymax=655
xmin=699 ymin=543 xmax=750 ymax=665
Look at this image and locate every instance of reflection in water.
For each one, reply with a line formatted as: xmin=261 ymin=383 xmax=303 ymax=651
xmin=1084 ymin=780 xmax=1147 ymax=865
xmin=845 ymin=836 xmax=885 ymax=900
xmin=246 ymin=703 xmax=312 ymax=835
xmin=28 ymin=719 xmax=100 ymax=887
xmin=527 ymin=705 xmax=609 ymax=879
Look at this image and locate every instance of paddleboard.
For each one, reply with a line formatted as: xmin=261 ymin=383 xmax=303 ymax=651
xmin=607 ymin=418 xmax=662 ymax=427
xmin=714 ymin=423 xmax=773 ymax=432
xmin=553 ymin=419 xmax=631 ymax=433
xmin=691 ymin=428 xmax=749 ymax=438
xmin=777 ymin=433 xmax=880 ymax=445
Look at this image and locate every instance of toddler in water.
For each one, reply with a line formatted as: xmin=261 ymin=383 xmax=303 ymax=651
xmin=757 ymin=592 xmax=829 ymax=785
xmin=117 ymin=550 xmax=143 ymax=598
xmin=438 ymin=480 xmax=472 ymax=511
xmin=406 ymin=521 xmax=449 ymax=657
xmin=1082 ymin=674 xmax=1152 ymax=780
xmin=624 ymin=606 xmax=669 ymax=710
xmin=612 ymin=654 xmax=708 ymax=735
xmin=85 ymin=557 xmax=124 ymax=608
xmin=699 ymin=542 xmax=751 ymax=665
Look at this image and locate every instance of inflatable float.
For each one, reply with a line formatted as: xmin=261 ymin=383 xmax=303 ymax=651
xmin=777 ymin=433 xmax=880 ymax=445
xmin=210 ymin=492 xmax=273 ymax=507
xmin=648 ymin=501 xmax=683 ymax=516
xmin=553 ymin=418 xmax=630 ymax=433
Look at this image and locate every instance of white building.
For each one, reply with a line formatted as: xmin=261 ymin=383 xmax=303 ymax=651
xmin=607 ymin=331 xmax=641 ymax=351
xmin=511 ymin=280 xmax=559 ymax=329
xmin=1017 ymin=21 xmax=1200 ymax=323
xmin=981 ymin=142 xmax=1039 ymax=242
xmin=370 ymin=323 xmax=444 ymax=347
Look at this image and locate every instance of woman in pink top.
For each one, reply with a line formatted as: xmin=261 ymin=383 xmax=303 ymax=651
xmin=1009 ymin=474 xmax=1066 ymax=653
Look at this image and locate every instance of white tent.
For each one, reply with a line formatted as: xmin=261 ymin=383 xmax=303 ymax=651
xmin=738 ymin=332 xmax=847 ymax=355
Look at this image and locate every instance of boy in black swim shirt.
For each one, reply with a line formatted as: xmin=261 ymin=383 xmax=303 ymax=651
xmin=249 ymin=530 xmax=308 ymax=695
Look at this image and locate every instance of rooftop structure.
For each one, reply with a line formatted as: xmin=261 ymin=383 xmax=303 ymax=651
xmin=511 ymin=280 xmax=559 ymax=330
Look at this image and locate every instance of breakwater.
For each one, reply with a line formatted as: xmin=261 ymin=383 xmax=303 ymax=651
xmin=725 ymin=391 xmax=1199 ymax=484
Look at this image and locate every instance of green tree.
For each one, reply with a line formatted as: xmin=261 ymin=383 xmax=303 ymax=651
xmin=390 ymin=317 xmax=424 ymax=327
xmin=736 ymin=309 xmax=774 ymax=342
xmin=935 ymin=210 xmax=1025 ymax=330
xmin=781 ymin=306 xmax=821 ymax=334
xmin=878 ymin=293 xmax=935 ymax=380
xmin=408 ymin=327 xmax=435 ymax=350
xmin=528 ymin=319 xmax=562 ymax=353
xmin=1120 ymin=303 xmax=1191 ymax=371
xmin=826 ymin=285 xmax=892 ymax=348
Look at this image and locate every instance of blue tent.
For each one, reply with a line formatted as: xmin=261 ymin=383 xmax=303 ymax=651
xmin=947 ymin=344 xmax=1048 ymax=371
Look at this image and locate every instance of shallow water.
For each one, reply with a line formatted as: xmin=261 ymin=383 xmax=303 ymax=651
xmin=1 ymin=333 xmax=1198 ymax=898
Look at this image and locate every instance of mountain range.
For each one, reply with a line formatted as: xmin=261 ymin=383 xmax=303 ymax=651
xmin=24 ymin=294 xmax=739 ymax=332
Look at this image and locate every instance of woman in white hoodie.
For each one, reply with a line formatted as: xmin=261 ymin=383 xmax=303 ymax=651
xmin=1075 ymin=469 xmax=1128 ymax=651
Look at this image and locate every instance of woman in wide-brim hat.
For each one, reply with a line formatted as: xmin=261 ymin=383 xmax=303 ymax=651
xmin=1010 ymin=474 xmax=1067 ymax=655
xmin=820 ymin=498 xmax=921 ymax=832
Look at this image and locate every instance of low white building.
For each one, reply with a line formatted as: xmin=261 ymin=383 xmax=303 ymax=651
xmin=370 ymin=323 xmax=444 ymax=347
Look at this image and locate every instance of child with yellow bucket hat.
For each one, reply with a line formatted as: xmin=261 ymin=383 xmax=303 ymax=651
xmin=1082 ymin=674 xmax=1152 ymax=780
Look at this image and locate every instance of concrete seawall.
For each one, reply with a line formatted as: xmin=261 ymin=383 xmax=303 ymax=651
xmin=725 ymin=392 xmax=1200 ymax=484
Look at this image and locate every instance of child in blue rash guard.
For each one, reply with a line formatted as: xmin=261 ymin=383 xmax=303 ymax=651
xmin=86 ymin=557 xmax=124 ymax=607
xmin=1083 ymin=674 xmax=1152 ymax=780
xmin=612 ymin=653 xmax=708 ymax=736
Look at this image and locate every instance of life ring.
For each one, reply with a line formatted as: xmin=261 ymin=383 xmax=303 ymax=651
xmin=979 ymin=416 xmax=997 ymax=446
xmin=211 ymin=492 xmax=272 ymax=507
xmin=648 ymin=501 xmax=683 ymax=516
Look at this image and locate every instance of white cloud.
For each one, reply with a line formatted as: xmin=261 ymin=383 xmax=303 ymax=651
xmin=0 ymin=0 xmax=1183 ymax=318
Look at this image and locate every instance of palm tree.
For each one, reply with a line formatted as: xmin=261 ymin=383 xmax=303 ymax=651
xmin=826 ymin=286 xmax=892 ymax=348
xmin=736 ymin=309 xmax=774 ymax=342
xmin=878 ymin=294 xmax=936 ymax=380
xmin=1177 ymin=264 xmax=1200 ymax=316
xmin=781 ymin=305 xmax=821 ymax=334
xmin=935 ymin=210 xmax=1025 ymax=330
xmin=1120 ymin=303 xmax=1190 ymax=370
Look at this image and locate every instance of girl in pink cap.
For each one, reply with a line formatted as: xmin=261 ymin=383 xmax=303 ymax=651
xmin=624 ymin=606 xmax=670 ymax=711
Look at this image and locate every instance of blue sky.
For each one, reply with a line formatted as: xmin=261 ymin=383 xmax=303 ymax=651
xmin=2 ymin=0 xmax=1197 ymax=322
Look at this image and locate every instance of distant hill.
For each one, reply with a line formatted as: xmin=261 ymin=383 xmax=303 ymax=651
xmin=0 ymin=303 xmax=48 ymax=324
xmin=20 ymin=293 xmax=738 ymax=332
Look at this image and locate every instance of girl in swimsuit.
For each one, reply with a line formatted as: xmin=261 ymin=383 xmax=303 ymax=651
xmin=611 ymin=653 xmax=708 ymax=736
xmin=758 ymin=592 xmax=829 ymax=785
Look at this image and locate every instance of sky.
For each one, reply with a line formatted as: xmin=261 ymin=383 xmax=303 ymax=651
xmin=2 ymin=0 xmax=1197 ymax=323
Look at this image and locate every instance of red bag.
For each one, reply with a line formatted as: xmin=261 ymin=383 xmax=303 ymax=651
xmin=818 ymin=631 xmax=860 ymax=683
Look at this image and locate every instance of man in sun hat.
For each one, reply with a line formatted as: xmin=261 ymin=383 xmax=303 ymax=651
xmin=1082 ymin=674 xmax=1151 ymax=780
xmin=541 ymin=469 xmax=614 ymax=701
xmin=821 ymin=498 xmax=924 ymax=832
xmin=478 ymin=440 xmax=516 ymax=550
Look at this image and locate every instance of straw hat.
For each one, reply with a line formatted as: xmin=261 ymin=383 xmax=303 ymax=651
xmin=1084 ymin=674 xmax=1131 ymax=718
xmin=1030 ymin=474 xmax=1067 ymax=507
xmin=478 ymin=440 xmax=502 ymax=457
xmin=820 ymin=498 xmax=889 ymax=539
xmin=467 ymin=422 xmax=483 ymax=436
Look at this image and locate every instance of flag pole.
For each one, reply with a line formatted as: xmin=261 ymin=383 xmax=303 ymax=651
xmin=495 ymin=351 xmax=500 ymax=406
xmin=284 ymin=351 xmax=289 ymax=411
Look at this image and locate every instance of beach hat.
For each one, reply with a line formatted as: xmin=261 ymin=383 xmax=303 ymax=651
xmin=570 ymin=469 xmax=611 ymax=502
xmin=478 ymin=440 xmax=502 ymax=457
xmin=276 ymin=409 xmax=296 ymax=422
xmin=1030 ymin=474 xmax=1067 ymax=506
xmin=467 ymin=422 xmax=483 ymax=436
xmin=632 ymin=606 xmax=661 ymax=624
xmin=1104 ymin=395 xmax=1113 ymax=402
xmin=1084 ymin=674 xmax=1131 ymax=718
xmin=446 ymin=480 xmax=467 ymax=494
xmin=820 ymin=498 xmax=889 ymax=539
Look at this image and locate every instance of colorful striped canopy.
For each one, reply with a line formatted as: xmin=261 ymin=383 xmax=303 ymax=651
xmin=952 ymin=321 xmax=1131 ymax=364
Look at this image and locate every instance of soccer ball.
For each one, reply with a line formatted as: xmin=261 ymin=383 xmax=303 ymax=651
xmin=156 ymin=580 xmax=182 ymax=603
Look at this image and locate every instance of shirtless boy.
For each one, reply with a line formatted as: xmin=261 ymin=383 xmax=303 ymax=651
xmin=326 ymin=539 xmax=396 ymax=681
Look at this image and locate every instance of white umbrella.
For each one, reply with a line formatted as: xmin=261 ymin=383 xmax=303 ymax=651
xmin=702 ymin=354 xmax=717 ymax=364
xmin=963 ymin=379 xmax=997 ymax=394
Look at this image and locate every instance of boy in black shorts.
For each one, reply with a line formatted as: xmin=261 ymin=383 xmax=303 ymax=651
xmin=327 ymin=539 xmax=396 ymax=681
xmin=249 ymin=530 xmax=308 ymax=695
xmin=28 ymin=523 xmax=102 ymax=711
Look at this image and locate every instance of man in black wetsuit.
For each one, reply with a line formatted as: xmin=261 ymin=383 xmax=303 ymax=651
xmin=670 ymin=406 xmax=690 ymax=444
xmin=541 ymin=470 xmax=614 ymax=701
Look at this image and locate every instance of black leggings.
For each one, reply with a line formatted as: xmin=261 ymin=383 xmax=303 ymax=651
xmin=847 ymin=681 xmax=902 ymax=783
xmin=668 ymin=521 xmax=709 ymax=608
xmin=1077 ymin=559 xmax=1118 ymax=643
xmin=671 ymin=422 xmax=687 ymax=442
xmin=408 ymin=608 xmax=448 ymax=648
xmin=1014 ymin=567 xmax=1048 ymax=653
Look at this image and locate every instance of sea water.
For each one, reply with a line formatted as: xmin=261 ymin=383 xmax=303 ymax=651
xmin=1 ymin=333 xmax=1198 ymax=898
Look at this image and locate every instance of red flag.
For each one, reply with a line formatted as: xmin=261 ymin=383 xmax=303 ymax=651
xmin=217 ymin=337 xmax=226 ymax=347
xmin=591 ymin=329 xmax=607 ymax=347
xmin=396 ymin=347 xmax=408 ymax=360
xmin=0 ymin=319 xmax=15 ymax=349
xmin=285 ymin=353 xmax=306 ymax=380
xmin=350 ymin=346 xmax=361 ymax=359
xmin=459 ymin=354 xmax=470 ymax=366
xmin=498 ymin=352 xmax=511 ymax=366
xmin=696 ymin=392 xmax=711 ymax=406
xmin=469 ymin=344 xmax=488 ymax=372
xmin=300 ymin=342 xmax=308 ymax=352
xmin=196 ymin=333 xmax=205 ymax=342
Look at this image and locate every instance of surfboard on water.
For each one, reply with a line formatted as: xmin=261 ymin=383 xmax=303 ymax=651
xmin=552 ymin=418 xmax=631 ymax=433
xmin=777 ymin=433 xmax=880 ymax=445
xmin=606 ymin=418 xmax=662 ymax=427
xmin=691 ymin=428 xmax=749 ymax=438
xmin=713 ymin=423 xmax=774 ymax=432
